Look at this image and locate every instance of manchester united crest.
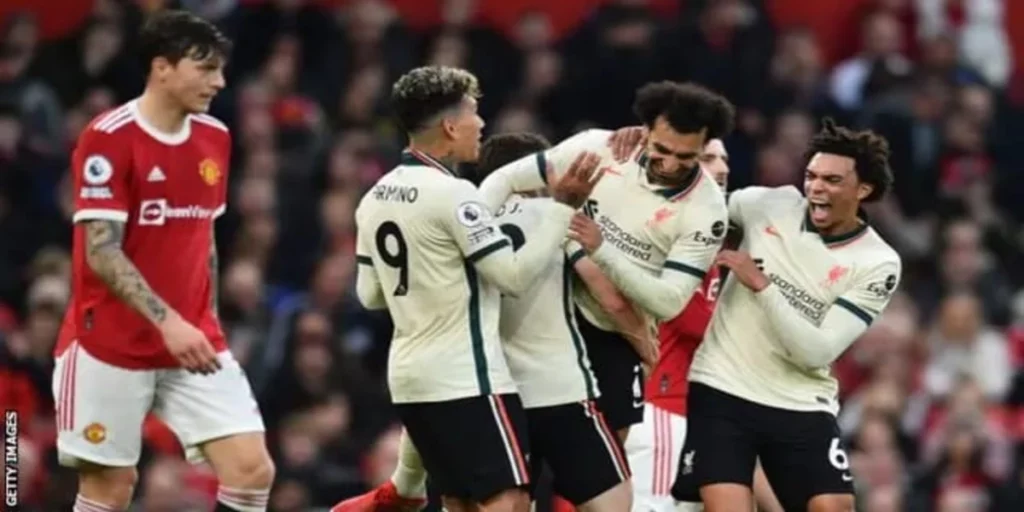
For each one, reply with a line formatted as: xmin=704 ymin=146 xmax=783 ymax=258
xmin=199 ymin=159 xmax=221 ymax=186
xmin=83 ymin=422 xmax=107 ymax=444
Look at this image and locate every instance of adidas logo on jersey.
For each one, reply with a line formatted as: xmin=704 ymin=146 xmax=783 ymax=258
xmin=147 ymin=167 xmax=166 ymax=182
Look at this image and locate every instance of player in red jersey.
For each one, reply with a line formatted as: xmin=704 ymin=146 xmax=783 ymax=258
xmin=608 ymin=131 xmax=781 ymax=512
xmin=53 ymin=11 xmax=273 ymax=512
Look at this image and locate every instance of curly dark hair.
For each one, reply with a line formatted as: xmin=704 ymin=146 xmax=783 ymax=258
xmin=391 ymin=66 xmax=481 ymax=134
xmin=805 ymin=118 xmax=894 ymax=203
xmin=138 ymin=10 xmax=231 ymax=76
xmin=477 ymin=132 xmax=551 ymax=179
xmin=632 ymin=81 xmax=735 ymax=140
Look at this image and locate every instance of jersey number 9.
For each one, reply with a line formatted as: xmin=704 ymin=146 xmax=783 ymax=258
xmin=375 ymin=221 xmax=409 ymax=296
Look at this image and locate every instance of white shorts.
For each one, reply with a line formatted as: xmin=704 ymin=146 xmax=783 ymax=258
xmin=625 ymin=403 xmax=687 ymax=512
xmin=52 ymin=341 xmax=265 ymax=468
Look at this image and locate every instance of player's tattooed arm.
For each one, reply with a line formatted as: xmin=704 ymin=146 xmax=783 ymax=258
xmin=209 ymin=226 xmax=219 ymax=313
xmin=84 ymin=219 xmax=172 ymax=325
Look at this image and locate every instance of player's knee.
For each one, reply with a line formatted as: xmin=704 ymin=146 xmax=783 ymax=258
xmin=807 ymin=494 xmax=854 ymax=512
xmin=78 ymin=464 xmax=138 ymax=508
xmin=202 ymin=433 xmax=276 ymax=488
xmin=232 ymin=451 xmax=275 ymax=488
xmin=214 ymin=448 xmax=275 ymax=489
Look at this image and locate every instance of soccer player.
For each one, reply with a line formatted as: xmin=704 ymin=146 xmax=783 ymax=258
xmin=352 ymin=66 xmax=603 ymax=512
xmin=671 ymin=119 xmax=902 ymax=512
xmin=479 ymin=82 xmax=734 ymax=440
xmin=618 ymin=137 xmax=727 ymax=511
xmin=54 ymin=11 xmax=273 ymax=512
xmin=483 ymin=132 xmax=638 ymax=511
xmin=605 ymin=133 xmax=781 ymax=512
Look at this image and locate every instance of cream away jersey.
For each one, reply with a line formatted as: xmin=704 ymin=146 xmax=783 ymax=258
xmin=689 ymin=186 xmax=902 ymax=415
xmin=479 ymin=129 xmax=729 ymax=329
xmin=495 ymin=196 xmax=599 ymax=409
xmin=355 ymin=150 xmax=537 ymax=404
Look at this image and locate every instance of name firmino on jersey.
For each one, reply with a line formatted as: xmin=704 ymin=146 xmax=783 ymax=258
xmin=373 ymin=184 xmax=420 ymax=203
xmin=768 ymin=273 xmax=828 ymax=323
xmin=597 ymin=216 xmax=653 ymax=261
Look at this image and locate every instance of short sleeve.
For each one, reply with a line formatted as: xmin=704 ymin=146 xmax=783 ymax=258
xmin=440 ymin=182 xmax=512 ymax=263
xmin=835 ymin=257 xmax=902 ymax=326
xmin=71 ymin=128 xmax=133 ymax=224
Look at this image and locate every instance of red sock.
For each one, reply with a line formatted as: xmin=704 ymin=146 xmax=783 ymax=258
xmin=552 ymin=494 xmax=575 ymax=512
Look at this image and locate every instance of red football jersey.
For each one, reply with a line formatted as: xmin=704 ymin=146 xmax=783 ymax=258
xmin=646 ymin=265 xmax=721 ymax=416
xmin=56 ymin=101 xmax=232 ymax=369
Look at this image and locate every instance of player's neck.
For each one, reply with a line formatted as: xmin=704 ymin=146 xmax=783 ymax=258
xmin=407 ymin=140 xmax=459 ymax=173
xmin=136 ymin=91 xmax=190 ymax=135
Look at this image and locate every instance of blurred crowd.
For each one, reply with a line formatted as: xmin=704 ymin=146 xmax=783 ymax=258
xmin=2 ymin=0 xmax=1024 ymax=510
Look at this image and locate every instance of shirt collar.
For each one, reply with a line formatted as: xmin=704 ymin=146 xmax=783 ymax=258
xmin=635 ymin=150 xmax=702 ymax=199
xmin=802 ymin=207 xmax=871 ymax=246
xmin=400 ymin=148 xmax=456 ymax=176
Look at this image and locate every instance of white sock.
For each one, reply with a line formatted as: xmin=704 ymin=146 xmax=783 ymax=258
xmin=217 ymin=486 xmax=270 ymax=512
xmin=73 ymin=494 xmax=120 ymax=512
xmin=390 ymin=430 xmax=428 ymax=499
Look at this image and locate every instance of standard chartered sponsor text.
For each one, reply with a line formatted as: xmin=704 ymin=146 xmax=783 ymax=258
xmin=768 ymin=273 xmax=827 ymax=323
xmin=597 ymin=215 xmax=652 ymax=261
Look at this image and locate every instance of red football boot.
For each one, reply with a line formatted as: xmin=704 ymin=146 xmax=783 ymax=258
xmin=330 ymin=481 xmax=427 ymax=512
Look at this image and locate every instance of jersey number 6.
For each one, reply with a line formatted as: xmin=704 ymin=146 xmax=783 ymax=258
xmin=375 ymin=221 xmax=409 ymax=296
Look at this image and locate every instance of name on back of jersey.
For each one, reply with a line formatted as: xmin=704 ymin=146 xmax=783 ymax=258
xmin=371 ymin=183 xmax=420 ymax=204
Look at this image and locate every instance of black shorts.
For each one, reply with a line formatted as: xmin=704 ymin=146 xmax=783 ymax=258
xmin=395 ymin=394 xmax=531 ymax=503
xmin=671 ymin=383 xmax=855 ymax=509
xmin=575 ymin=307 xmax=644 ymax=430
xmin=526 ymin=401 xmax=630 ymax=504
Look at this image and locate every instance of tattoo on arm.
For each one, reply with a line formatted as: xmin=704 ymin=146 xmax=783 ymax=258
xmin=209 ymin=227 xmax=219 ymax=313
xmin=84 ymin=219 xmax=170 ymax=325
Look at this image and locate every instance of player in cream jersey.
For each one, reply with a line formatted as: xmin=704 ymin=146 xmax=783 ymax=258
xmin=481 ymin=82 xmax=735 ymax=436
xmin=687 ymin=184 xmax=900 ymax=414
xmin=357 ymin=154 xmax=522 ymax=403
xmin=354 ymin=66 xmax=603 ymax=511
xmin=480 ymin=133 xmax=635 ymax=510
xmin=496 ymin=193 xmax=597 ymax=408
xmin=673 ymin=119 xmax=901 ymax=512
